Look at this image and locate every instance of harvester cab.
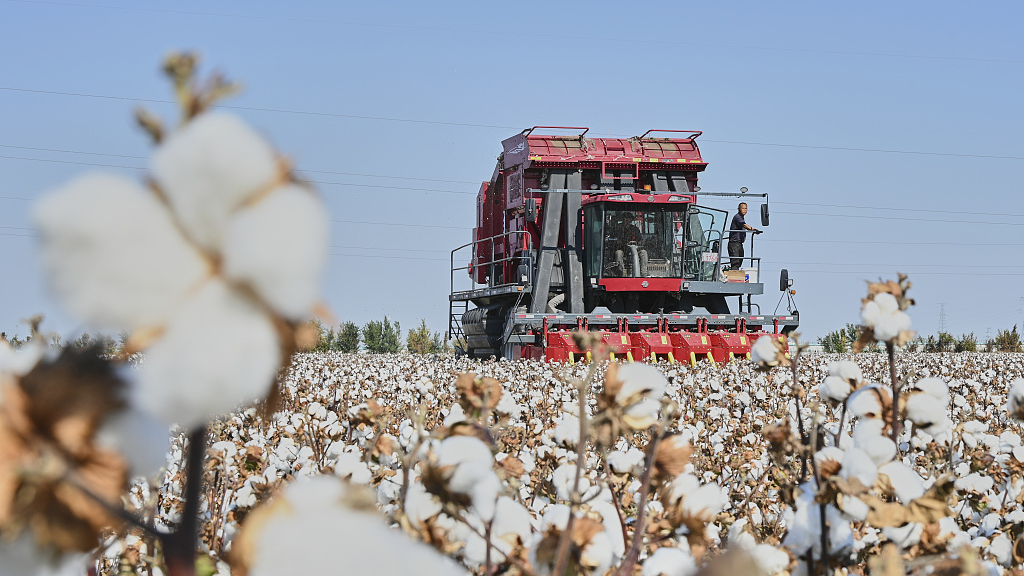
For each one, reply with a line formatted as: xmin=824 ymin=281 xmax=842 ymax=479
xmin=449 ymin=127 xmax=799 ymax=363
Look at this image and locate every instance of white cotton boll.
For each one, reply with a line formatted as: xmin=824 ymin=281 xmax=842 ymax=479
xmin=607 ymin=450 xmax=638 ymax=474
xmin=859 ymin=434 xmax=897 ymax=466
xmin=436 ymin=436 xmax=495 ymax=495
xmin=539 ymin=504 xmax=571 ymax=532
xmin=990 ymin=533 xmax=1013 ymax=566
xmin=666 ymin=473 xmax=701 ymax=505
xmin=916 ymin=377 xmax=949 ymax=403
xmin=813 ymin=447 xmax=844 ymax=470
xmin=152 ymin=112 xmax=280 ymax=251
xmin=749 ymin=335 xmax=778 ymax=365
xmin=874 ymin=292 xmax=899 ymax=314
xmin=861 ymin=300 xmax=882 ymax=328
xmin=847 ymin=387 xmax=883 ymax=419
xmin=828 ymin=506 xmax=854 ymax=552
xmin=752 ymin=543 xmax=791 ymax=576
xmin=883 ymin=522 xmax=923 ymax=549
xmin=222 ymin=185 xmax=327 ymax=320
xmin=683 ymin=482 xmax=728 ymax=518
xmin=981 ymin=513 xmax=1002 ymax=537
xmin=553 ymin=414 xmax=580 ymax=447
xmin=443 ymin=403 xmax=466 ymax=427
xmin=137 ymin=280 xmax=281 ymax=429
xmin=840 ymin=448 xmax=879 ymax=487
xmin=615 ymin=363 xmax=668 ymax=427
xmin=956 ymin=473 xmax=995 ymax=494
xmin=495 ymin=391 xmax=523 ymax=418
xmin=404 ymin=481 xmax=441 ymax=525
xmin=588 ymin=497 xmax=626 ymax=558
xmin=818 ymin=376 xmax=853 ymax=404
xmin=837 ymin=494 xmax=869 ymax=521
xmin=249 ymin=477 xmax=465 ymax=576
xmin=470 ymin=473 xmax=502 ymax=520
xmin=1008 ymin=379 xmax=1024 ymax=419
xmin=552 ymin=465 xmax=592 ymax=502
xmin=938 ymin=516 xmax=963 ymax=539
xmin=906 ymin=393 xmax=947 ymax=429
xmin=873 ymin=310 xmax=911 ymax=342
xmin=334 ymin=452 xmax=372 ymax=485
xmin=828 ymin=360 xmax=862 ymax=382
xmin=463 ymin=497 xmax=533 ymax=565
xmin=878 ymin=461 xmax=925 ymax=503
xmin=95 ymin=407 xmax=171 ymax=479
xmin=642 ymin=547 xmax=697 ymax=576
xmin=33 ymin=173 xmax=208 ymax=331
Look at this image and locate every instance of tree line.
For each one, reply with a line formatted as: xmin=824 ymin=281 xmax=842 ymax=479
xmin=820 ymin=322 xmax=1023 ymax=353
xmin=310 ymin=316 xmax=448 ymax=354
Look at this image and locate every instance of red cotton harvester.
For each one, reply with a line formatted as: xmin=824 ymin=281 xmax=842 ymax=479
xmin=448 ymin=127 xmax=799 ymax=364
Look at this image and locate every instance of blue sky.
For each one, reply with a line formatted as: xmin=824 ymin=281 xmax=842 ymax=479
xmin=1 ymin=0 xmax=1022 ymax=342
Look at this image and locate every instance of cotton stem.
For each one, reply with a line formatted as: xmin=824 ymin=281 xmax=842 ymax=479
xmin=887 ymin=342 xmax=902 ymax=446
xmin=164 ymin=426 xmax=207 ymax=576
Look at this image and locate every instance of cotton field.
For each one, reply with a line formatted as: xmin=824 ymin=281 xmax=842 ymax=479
xmin=5 ymin=55 xmax=1024 ymax=576
xmin=79 ymin=350 xmax=1024 ymax=576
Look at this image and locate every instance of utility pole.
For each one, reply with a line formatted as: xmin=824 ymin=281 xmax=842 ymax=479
xmin=938 ymin=303 xmax=947 ymax=334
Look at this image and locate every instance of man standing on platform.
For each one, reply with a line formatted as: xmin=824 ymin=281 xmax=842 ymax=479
xmin=728 ymin=202 xmax=759 ymax=271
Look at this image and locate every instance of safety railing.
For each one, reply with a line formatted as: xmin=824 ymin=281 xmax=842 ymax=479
xmin=448 ymin=230 xmax=534 ymax=354
xmin=722 ymin=228 xmax=762 ymax=282
xmin=449 ymin=230 xmax=535 ymax=295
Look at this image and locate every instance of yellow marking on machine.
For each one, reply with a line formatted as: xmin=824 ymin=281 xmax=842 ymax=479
xmin=668 ymin=352 xmax=676 ymax=364
xmin=690 ymin=351 xmax=697 ymax=366
xmin=661 ymin=335 xmax=668 ymax=345
xmin=626 ymin=351 xmax=634 ymax=362
xmin=745 ymin=352 xmax=751 ymax=361
xmin=568 ymin=352 xmax=575 ymax=364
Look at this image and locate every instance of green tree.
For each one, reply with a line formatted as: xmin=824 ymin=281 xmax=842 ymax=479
xmin=407 ymin=319 xmax=444 ymax=354
xmin=820 ymin=323 xmax=862 ymax=353
xmin=924 ymin=332 xmax=956 ymax=352
xmin=362 ymin=316 xmax=402 ymax=353
xmin=955 ymin=332 xmax=977 ymax=353
xmin=337 ymin=321 xmax=361 ymax=352
xmin=994 ymin=325 xmax=1023 ymax=352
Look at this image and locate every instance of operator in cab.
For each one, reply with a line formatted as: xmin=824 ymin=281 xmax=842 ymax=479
xmin=728 ymin=202 xmax=760 ymax=271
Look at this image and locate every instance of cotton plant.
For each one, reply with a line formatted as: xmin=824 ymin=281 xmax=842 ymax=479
xmin=108 ymin=343 xmax=1024 ymax=576
xmin=4 ymin=53 xmax=334 ymax=575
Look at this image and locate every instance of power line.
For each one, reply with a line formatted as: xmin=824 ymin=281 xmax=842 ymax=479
xmin=774 ymin=201 xmax=1024 ymax=219
xmin=3 ymin=0 xmax=1021 ymax=66
xmin=760 ymin=239 xmax=1024 ymax=246
xmin=330 ymin=219 xmax=464 ymax=230
xmin=779 ymin=261 xmax=1019 ymax=268
xmin=4 ymin=85 xmax=1024 ymax=162
xmin=0 ymin=87 xmax=517 ymax=130
xmin=772 ymin=269 xmax=1024 ymax=277
xmin=330 ymin=253 xmax=447 ymax=262
xmin=703 ymin=139 xmax=1024 ymax=161
xmin=0 ymin=143 xmax=479 ymax=184
xmin=776 ymin=210 xmax=1024 ymax=226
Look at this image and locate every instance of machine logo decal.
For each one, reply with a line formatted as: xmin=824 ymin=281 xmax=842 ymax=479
xmin=509 ymin=142 xmax=525 ymax=154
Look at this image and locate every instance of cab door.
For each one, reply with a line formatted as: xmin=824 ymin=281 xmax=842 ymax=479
xmin=683 ymin=204 xmax=727 ymax=281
